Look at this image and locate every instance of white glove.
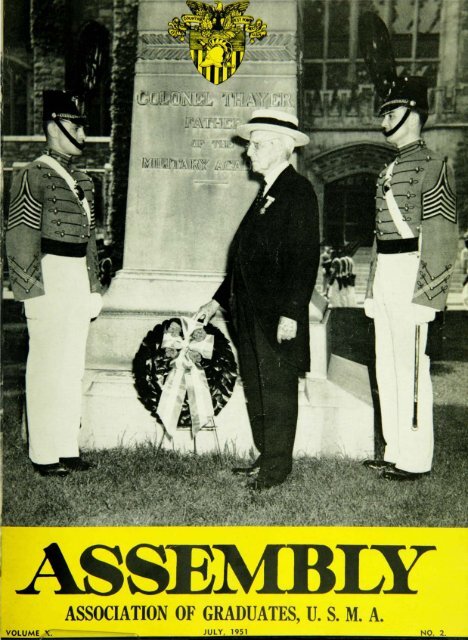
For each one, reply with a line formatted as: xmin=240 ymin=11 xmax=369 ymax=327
xmin=364 ymin=298 xmax=374 ymax=319
xmin=195 ymin=299 xmax=220 ymax=325
xmin=412 ymin=304 xmax=435 ymax=325
xmin=90 ymin=292 xmax=103 ymax=320
xmin=277 ymin=316 xmax=297 ymax=343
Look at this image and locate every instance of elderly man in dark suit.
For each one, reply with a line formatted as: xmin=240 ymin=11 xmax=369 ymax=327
xmin=197 ymin=109 xmax=320 ymax=490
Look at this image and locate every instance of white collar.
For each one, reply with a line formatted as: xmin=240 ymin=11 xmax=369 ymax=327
xmin=263 ymin=161 xmax=290 ymax=193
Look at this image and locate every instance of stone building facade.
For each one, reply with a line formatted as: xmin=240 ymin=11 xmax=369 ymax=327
xmin=298 ymin=0 xmax=468 ymax=249
xmin=3 ymin=0 xmax=467 ymax=268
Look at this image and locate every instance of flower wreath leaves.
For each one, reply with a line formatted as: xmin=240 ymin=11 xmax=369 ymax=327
xmin=133 ymin=317 xmax=238 ymax=428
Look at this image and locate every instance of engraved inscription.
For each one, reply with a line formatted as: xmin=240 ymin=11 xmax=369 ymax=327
xmin=137 ymin=91 xmax=214 ymax=106
xmin=222 ymin=92 xmax=294 ymax=108
xmin=136 ymin=90 xmax=295 ymax=109
xmin=184 ymin=116 xmax=241 ymax=129
xmin=142 ymin=158 xmax=209 ymax=170
xmin=141 ymin=158 xmax=245 ymax=172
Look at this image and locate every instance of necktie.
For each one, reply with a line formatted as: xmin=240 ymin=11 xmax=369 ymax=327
xmin=252 ymin=179 xmax=266 ymax=212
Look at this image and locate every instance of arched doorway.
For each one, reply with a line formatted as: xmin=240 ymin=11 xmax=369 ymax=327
xmin=306 ymin=142 xmax=394 ymax=250
xmin=324 ymin=173 xmax=376 ymax=248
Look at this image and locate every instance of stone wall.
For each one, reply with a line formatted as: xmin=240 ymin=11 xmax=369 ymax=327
xmin=459 ymin=0 xmax=468 ymax=84
xmin=31 ymin=0 xmax=68 ymax=132
xmin=108 ymin=0 xmax=139 ymax=269
xmin=79 ymin=0 xmax=113 ymax=30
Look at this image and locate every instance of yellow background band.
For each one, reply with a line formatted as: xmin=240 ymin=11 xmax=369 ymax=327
xmin=2 ymin=526 xmax=467 ymax=638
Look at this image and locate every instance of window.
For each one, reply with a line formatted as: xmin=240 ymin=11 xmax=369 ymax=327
xmin=301 ymin=0 xmax=442 ymax=92
xmin=4 ymin=0 xmax=30 ymax=50
xmin=3 ymin=57 xmax=33 ymax=135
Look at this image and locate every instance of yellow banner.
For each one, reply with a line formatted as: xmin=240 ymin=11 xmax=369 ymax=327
xmin=2 ymin=526 xmax=467 ymax=638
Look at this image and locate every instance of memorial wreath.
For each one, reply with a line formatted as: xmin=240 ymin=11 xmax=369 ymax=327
xmin=133 ymin=317 xmax=237 ymax=438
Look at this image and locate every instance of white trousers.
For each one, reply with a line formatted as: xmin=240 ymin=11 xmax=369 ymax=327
xmin=373 ymin=252 xmax=433 ymax=473
xmin=24 ymin=254 xmax=92 ymax=465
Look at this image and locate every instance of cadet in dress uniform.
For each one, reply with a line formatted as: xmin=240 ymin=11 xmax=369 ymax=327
xmin=197 ymin=110 xmax=320 ymax=491
xmin=6 ymin=90 xmax=103 ymax=477
xmin=363 ymin=76 xmax=458 ymax=480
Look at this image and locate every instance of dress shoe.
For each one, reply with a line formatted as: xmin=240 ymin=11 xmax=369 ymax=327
xmin=33 ymin=463 xmax=69 ymax=477
xmin=60 ymin=457 xmax=93 ymax=471
xmin=232 ymin=460 xmax=261 ymax=476
xmin=362 ymin=459 xmax=395 ymax=471
xmin=382 ymin=467 xmax=428 ymax=481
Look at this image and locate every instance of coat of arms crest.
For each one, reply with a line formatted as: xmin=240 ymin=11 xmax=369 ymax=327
xmin=168 ymin=1 xmax=267 ymax=85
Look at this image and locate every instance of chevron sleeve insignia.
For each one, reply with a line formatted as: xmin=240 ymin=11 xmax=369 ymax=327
xmin=8 ymin=253 xmax=44 ymax=295
xmin=422 ymin=161 xmax=457 ymax=223
xmin=8 ymin=171 xmax=42 ymax=230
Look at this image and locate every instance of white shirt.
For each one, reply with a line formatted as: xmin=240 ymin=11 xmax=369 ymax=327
xmin=263 ymin=161 xmax=290 ymax=194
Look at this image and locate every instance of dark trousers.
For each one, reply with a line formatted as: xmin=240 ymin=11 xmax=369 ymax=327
xmin=235 ymin=293 xmax=299 ymax=484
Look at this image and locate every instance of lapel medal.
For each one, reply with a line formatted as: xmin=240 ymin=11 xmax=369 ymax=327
xmin=168 ymin=1 xmax=267 ymax=85
xmin=259 ymin=195 xmax=275 ymax=215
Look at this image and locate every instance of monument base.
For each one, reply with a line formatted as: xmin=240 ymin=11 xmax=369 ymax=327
xmin=81 ymin=276 xmax=374 ymax=460
xmin=296 ymin=356 xmax=374 ymax=459
xmin=80 ymin=354 xmax=373 ymax=459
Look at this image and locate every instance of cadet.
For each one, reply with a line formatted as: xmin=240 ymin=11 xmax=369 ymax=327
xmin=6 ymin=90 xmax=103 ymax=477
xmin=363 ymin=76 xmax=458 ymax=480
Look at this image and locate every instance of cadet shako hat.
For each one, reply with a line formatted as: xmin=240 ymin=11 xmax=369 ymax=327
xmin=379 ymin=75 xmax=429 ymax=121
xmin=237 ymin=109 xmax=310 ymax=147
xmin=43 ymin=90 xmax=87 ymax=124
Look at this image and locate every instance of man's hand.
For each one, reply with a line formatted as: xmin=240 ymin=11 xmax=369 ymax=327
xmin=412 ymin=303 xmax=435 ymax=325
xmin=363 ymin=298 xmax=374 ymax=319
xmin=195 ymin=299 xmax=220 ymax=325
xmin=277 ymin=316 xmax=297 ymax=343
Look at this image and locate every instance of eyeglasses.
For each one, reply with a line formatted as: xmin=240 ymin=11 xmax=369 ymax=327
xmin=247 ymin=138 xmax=279 ymax=152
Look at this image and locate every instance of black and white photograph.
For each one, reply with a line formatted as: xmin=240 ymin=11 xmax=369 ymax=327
xmin=1 ymin=0 xmax=467 ymax=637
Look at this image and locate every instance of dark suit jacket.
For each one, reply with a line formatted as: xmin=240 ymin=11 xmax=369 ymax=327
xmin=214 ymin=164 xmax=320 ymax=372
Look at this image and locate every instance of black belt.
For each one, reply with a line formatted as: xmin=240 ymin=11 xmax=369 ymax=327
xmin=376 ymin=237 xmax=418 ymax=254
xmin=42 ymin=238 xmax=88 ymax=257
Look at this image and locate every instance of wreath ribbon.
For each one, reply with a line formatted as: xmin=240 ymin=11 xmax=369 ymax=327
xmin=157 ymin=317 xmax=215 ymax=437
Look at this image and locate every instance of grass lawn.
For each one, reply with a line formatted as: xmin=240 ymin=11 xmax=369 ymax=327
xmin=2 ymin=309 xmax=467 ymax=528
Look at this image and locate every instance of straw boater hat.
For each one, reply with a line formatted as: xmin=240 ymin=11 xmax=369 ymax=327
xmin=237 ymin=109 xmax=310 ymax=147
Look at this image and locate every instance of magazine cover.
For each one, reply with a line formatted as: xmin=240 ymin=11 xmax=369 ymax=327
xmin=2 ymin=0 xmax=467 ymax=638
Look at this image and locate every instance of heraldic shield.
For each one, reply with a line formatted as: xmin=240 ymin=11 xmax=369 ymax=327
xmin=190 ymin=30 xmax=245 ymax=85
xmin=168 ymin=2 xmax=267 ymax=86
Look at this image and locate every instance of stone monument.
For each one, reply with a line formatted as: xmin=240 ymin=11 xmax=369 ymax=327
xmin=81 ymin=0 xmax=373 ymax=459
